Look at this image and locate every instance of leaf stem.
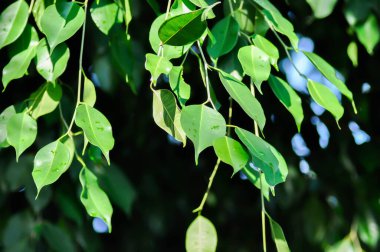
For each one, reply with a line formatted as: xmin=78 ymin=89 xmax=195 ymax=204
xmin=260 ymin=172 xmax=267 ymax=252
xmin=28 ymin=0 xmax=35 ymax=14
xmin=197 ymin=41 xmax=216 ymax=110
xmin=227 ymin=98 xmax=233 ymax=136
xmin=193 ymin=158 xmax=221 ymax=214
xmin=165 ymin=0 xmax=172 ymax=20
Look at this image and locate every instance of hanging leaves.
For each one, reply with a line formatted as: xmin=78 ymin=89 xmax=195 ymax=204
xmin=168 ymin=66 xmax=191 ymax=106
xmin=267 ymin=213 xmax=291 ymax=252
xmin=355 ymin=14 xmax=380 ymax=55
xmin=185 ymin=215 xmax=218 ymax=252
xmin=251 ymin=34 xmax=279 ymax=70
xmin=145 ymin=53 xmax=173 ymax=83
xmin=90 ymin=0 xmax=123 ymax=35
xmin=29 ymin=83 xmax=62 ymax=119
xmin=83 ymin=71 xmax=97 ymax=107
xmin=306 ymin=0 xmax=338 ymax=19
xmin=0 ymin=105 xmax=16 ymax=148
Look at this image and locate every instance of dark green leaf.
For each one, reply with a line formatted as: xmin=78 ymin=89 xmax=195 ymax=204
xmin=25 ymin=182 xmax=52 ymax=212
xmin=41 ymin=222 xmax=76 ymax=252
xmin=2 ymin=212 xmax=34 ymax=251
xmin=185 ymin=215 xmax=218 ymax=252
xmin=358 ymin=212 xmax=379 ymax=248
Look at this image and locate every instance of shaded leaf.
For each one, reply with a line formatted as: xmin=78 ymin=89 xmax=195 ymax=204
xmin=181 ymin=105 xmax=226 ymax=164
xmin=185 ymin=215 xmax=217 ymax=252
xmin=2 ymin=212 xmax=34 ymax=251
xmin=29 ymin=83 xmax=62 ymax=119
xmin=0 ymin=105 xmax=16 ymax=147
xmin=90 ymin=0 xmax=123 ymax=35
xmin=358 ymin=212 xmax=379 ymax=249
xmin=168 ymin=66 xmax=191 ymax=106
xmin=145 ymin=53 xmax=173 ymax=83
xmin=242 ymin=166 xmax=271 ymax=200
xmin=355 ymin=14 xmax=380 ymax=55
xmin=267 ymin=213 xmax=291 ymax=252
xmin=41 ymin=222 xmax=76 ymax=252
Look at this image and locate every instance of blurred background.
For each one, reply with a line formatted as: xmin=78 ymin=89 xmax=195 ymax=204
xmin=0 ymin=0 xmax=379 ymax=251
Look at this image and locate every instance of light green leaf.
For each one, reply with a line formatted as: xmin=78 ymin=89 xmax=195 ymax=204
xmin=242 ymin=166 xmax=271 ymax=200
xmin=268 ymin=75 xmax=303 ymax=131
xmin=32 ymin=140 xmax=71 ymax=196
xmin=32 ymin=0 xmax=54 ymax=31
xmin=83 ymin=71 xmax=97 ymax=107
xmin=185 ymin=215 xmax=217 ymax=252
xmin=149 ymin=14 xmax=192 ymax=59
xmin=218 ymin=70 xmax=266 ymax=132
xmin=238 ymin=45 xmax=271 ymax=92
xmin=0 ymin=0 xmax=29 ymax=49
xmin=36 ymin=39 xmax=70 ymax=82
xmin=169 ymin=66 xmax=191 ymax=106
xmin=41 ymin=223 xmax=76 ymax=252
xmin=252 ymin=0 xmax=298 ymax=49
xmin=6 ymin=112 xmax=37 ymax=161
xmin=307 ymin=79 xmax=344 ymax=122
xmin=79 ymin=167 xmax=113 ymax=232
xmin=355 ymin=14 xmax=380 ymax=55
xmin=0 ymin=105 xmax=16 ymax=147
xmin=235 ymin=127 xmax=288 ymax=186
xmin=29 ymin=83 xmax=62 ymax=119
xmin=62 ymin=136 xmax=75 ymax=166
xmin=2 ymin=25 xmax=39 ymax=90
xmin=124 ymin=0 xmax=132 ymax=33
xmin=206 ymin=15 xmax=239 ymax=59
xmin=90 ymin=0 xmax=123 ymax=35
xmin=75 ymin=104 xmax=115 ymax=164
xmin=252 ymin=34 xmax=279 ymax=70
xmin=347 ymin=41 xmax=358 ymax=67
xmin=158 ymin=9 xmax=207 ymax=46
xmin=306 ymin=0 xmax=338 ymax=19
xmin=267 ymin=213 xmax=291 ymax=252
xmin=41 ymin=2 xmax=85 ymax=51
xmin=181 ymin=105 xmax=226 ymax=165
xmin=326 ymin=237 xmax=355 ymax=252
xmin=213 ymin=136 xmax=249 ymax=175
xmin=358 ymin=212 xmax=379 ymax=249
xmin=145 ymin=53 xmax=173 ymax=83
xmin=303 ymin=51 xmax=354 ymax=107
xmin=153 ymin=89 xmax=187 ymax=146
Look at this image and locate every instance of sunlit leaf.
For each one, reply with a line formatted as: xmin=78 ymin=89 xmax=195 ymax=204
xmin=32 ymin=140 xmax=72 ymax=196
xmin=41 ymin=2 xmax=85 ymax=51
xmin=79 ymin=167 xmax=113 ymax=232
xmin=242 ymin=166 xmax=271 ymax=200
xmin=181 ymin=105 xmax=226 ymax=165
xmin=90 ymin=0 xmax=123 ymax=35
xmin=168 ymin=66 xmax=191 ymax=106
xmin=75 ymin=104 xmax=115 ymax=164
xmin=268 ymin=75 xmax=303 ymax=131
xmin=0 ymin=0 xmax=29 ymax=50
xmin=306 ymin=0 xmax=338 ymax=19
xmin=355 ymin=14 xmax=380 ymax=55
xmin=185 ymin=215 xmax=217 ymax=252
xmin=29 ymin=83 xmax=62 ymax=119
xmin=252 ymin=34 xmax=279 ymax=70
xmin=347 ymin=41 xmax=358 ymax=67
xmin=0 ymin=105 xmax=16 ymax=147
xmin=6 ymin=112 xmax=37 ymax=161
xmin=145 ymin=53 xmax=173 ymax=83
xmin=235 ymin=127 xmax=288 ymax=186
xmin=266 ymin=213 xmax=291 ymax=252
xmin=213 ymin=136 xmax=249 ymax=175
xmin=158 ymin=9 xmax=207 ymax=46
xmin=32 ymin=0 xmax=54 ymax=31
xmin=218 ymin=70 xmax=266 ymax=132
xmin=326 ymin=237 xmax=355 ymax=252
xmin=153 ymin=89 xmax=187 ymax=146
xmin=83 ymin=71 xmax=97 ymax=107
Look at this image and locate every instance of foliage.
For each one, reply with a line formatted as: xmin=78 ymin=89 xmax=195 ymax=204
xmin=0 ymin=0 xmax=379 ymax=251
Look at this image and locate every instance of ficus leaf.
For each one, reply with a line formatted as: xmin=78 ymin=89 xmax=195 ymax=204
xmin=90 ymin=0 xmax=123 ymax=35
xmin=79 ymin=167 xmax=113 ymax=232
xmin=6 ymin=112 xmax=37 ymax=161
xmin=252 ymin=34 xmax=279 ymax=70
xmin=306 ymin=0 xmax=338 ymax=19
xmin=235 ymin=127 xmax=288 ymax=186
xmin=237 ymin=45 xmax=271 ymax=92
xmin=145 ymin=53 xmax=173 ymax=84
xmin=266 ymin=213 xmax=291 ymax=252
xmin=158 ymin=8 xmax=207 ymax=46
xmin=185 ymin=215 xmax=218 ymax=252
xmin=32 ymin=140 xmax=72 ymax=196
xmin=0 ymin=105 xmax=16 ymax=148
xmin=41 ymin=223 xmax=76 ymax=252
xmin=29 ymin=83 xmax=62 ymax=119
xmin=40 ymin=2 xmax=85 ymax=51
xmin=355 ymin=14 xmax=380 ymax=55
xmin=0 ymin=0 xmax=29 ymax=50
xmin=268 ymin=75 xmax=303 ymax=131
xmin=181 ymin=105 xmax=226 ymax=165
xmin=213 ymin=136 xmax=250 ymax=176
xmin=75 ymin=104 xmax=115 ymax=165
xmin=83 ymin=71 xmax=97 ymax=107
xmin=168 ymin=66 xmax=191 ymax=106
xmin=242 ymin=165 xmax=271 ymax=200
xmin=153 ymin=89 xmax=187 ymax=146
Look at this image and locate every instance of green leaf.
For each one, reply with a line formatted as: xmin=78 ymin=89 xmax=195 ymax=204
xmin=32 ymin=140 xmax=72 ymax=196
xmin=158 ymin=9 xmax=207 ymax=46
xmin=41 ymin=2 xmax=85 ymax=51
xmin=185 ymin=215 xmax=218 ymax=252
xmin=237 ymin=45 xmax=271 ymax=92
xmin=153 ymin=89 xmax=187 ymax=146
xmin=242 ymin=166 xmax=271 ymax=200
xmin=29 ymin=83 xmax=62 ymax=119
xmin=206 ymin=15 xmax=239 ymax=59
xmin=218 ymin=37 xmax=245 ymax=81
xmin=83 ymin=71 xmax=97 ymax=107
xmin=235 ymin=127 xmax=288 ymax=186
xmin=0 ymin=0 xmax=29 ymax=49
xmin=268 ymin=75 xmax=303 ymax=131
xmin=6 ymin=112 xmax=37 ymax=161
xmin=306 ymin=0 xmax=338 ymax=19
xmin=266 ymin=213 xmax=291 ymax=252
xmin=0 ymin=105 xmax=16 ymax=147
xmin=357 ymin=212 xmax=379 ymax=249
xmin=252 ymin=0 xmax=298 ymax=50
xmin=25 ymin=181 xmax=52 ymax=212
xmin=213 ymin=136 xmax=249 ymax=175
xmin=2 ymin=25 xmax=39 ymax=90
xmin=35 ymin=39 xmax=70 ymax=82
xmin=90 ymin=0 xmax=123 ymax=35
xmin=307 ymin=79 xmax=344 ymax=123
xmin=145 ymin=53 xmax=173 ymax=83
xmin=2 ymin=212 xmax=34 ymax=251
xmin=355 ymin=14 xmax=380 ymax=55
xmin=218 ymin=70 xmax=266 ymax=132
xmin=181 ymin=105 xmax=226 ymax=165
xmin=79 ymin=167 xmax=113 ymax=232
xmin=252 ymin=34 xmax=279 ymax=70
xmin=347 ymin=41 xmax=358 ymax=67
xmin=169 ymin=66 xmax=191 ymax=106
xmin=41 ymin=223 xmax=76 ymax=252
xmin=224 ymin=0 xmax=256 ymax=34
xmin=326 ymin=237 xmax=355 ymax=252
xmin=75 ymin=104 xmax=115 ymax=164
xmin=149 ymin=14 xmax=192 ymax=59
xmin=303 ymin=51 xmax=354 ymax=107
xmin=32 ymin=0 xmax=54 ymax=31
